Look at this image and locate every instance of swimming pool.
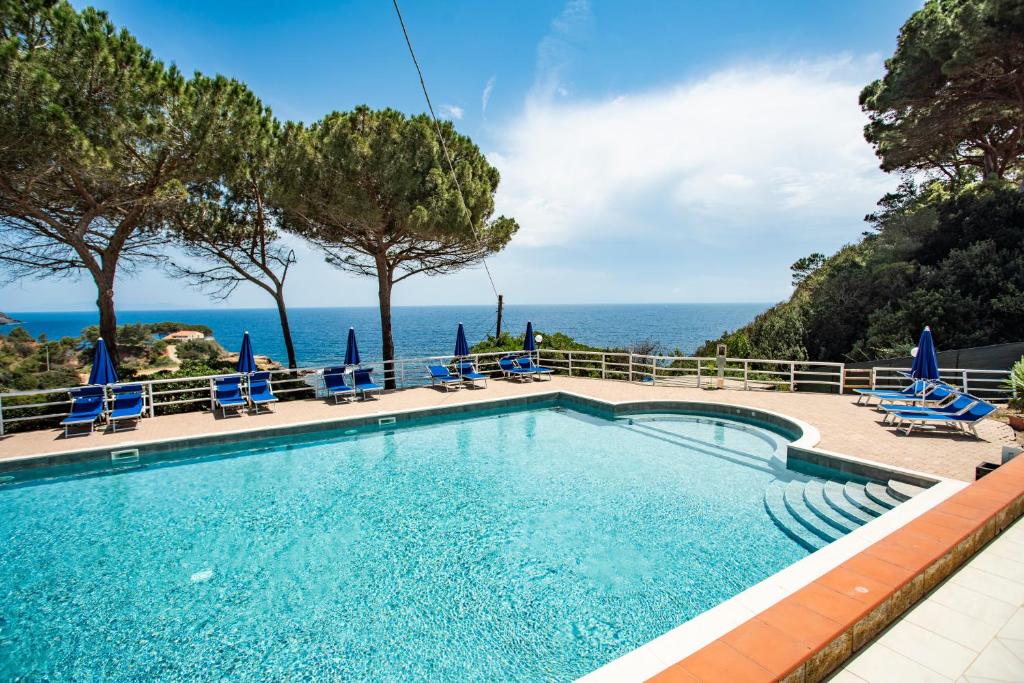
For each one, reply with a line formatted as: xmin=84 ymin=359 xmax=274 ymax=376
xmin=0 ymin=403 xmax=856 ymax=680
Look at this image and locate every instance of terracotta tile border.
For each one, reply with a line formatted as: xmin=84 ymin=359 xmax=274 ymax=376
xmin=646 ymin=454 xmax=1024 ymax=683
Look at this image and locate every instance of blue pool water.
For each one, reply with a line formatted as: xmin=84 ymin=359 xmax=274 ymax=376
xmin=0 ymin=406 xmax=811 ymax=681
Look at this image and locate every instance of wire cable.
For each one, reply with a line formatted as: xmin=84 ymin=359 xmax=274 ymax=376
xmin=391 ymin=0 xmax=501 ymax=300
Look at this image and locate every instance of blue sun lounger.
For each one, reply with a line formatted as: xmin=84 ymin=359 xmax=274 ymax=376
xmin=323 ymin=367 xmax=354 ymax=403
xmin=213 ymin=375 xmax=246 ymax=418
xmin=879 ymin=392 xmax=975 ymax=423
xmin=353 ymin=368 xmax=383 ymax=400
xmin=427 ymin=365 xmax=462 ymax=391
xmin=60 ymin=386 xmax=106 ymax=437
xmin=878 ymin=382 xmax=956 ymax=408
xmin=853 ymin=380 xmax=930 ymax=405
xmin=456 ymin=361 xmax=488 ymax=388
xmin=517 ymin=356 xmax=554 ymax=380
xmin=498 ymin=357 xmax=533 ymax=382
xmin=248 ymin=371 xmax=278 ymax=414
xmin=889 ymin=397 xmax=996 ymax=437
xmin=109 ymin=384 xmax=145 ymax=432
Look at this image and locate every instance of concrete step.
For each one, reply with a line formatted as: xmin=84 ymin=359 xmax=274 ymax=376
xmin=822 ymin=480 xmax=877 ymax=525
xmin=843 ymin=481 xmax=892 ymax=516
xmin=764 ymin=481 xmax=826 ymax=551
xmin=865 ymin=481 xmax=903 ymax=509
xmin=803 ymin=480 xmax=860 ymax=533
xmin=783 ymin=480 xmax=843 ymax=543
xmin=887 ymin=479 xmax=927 ymax=502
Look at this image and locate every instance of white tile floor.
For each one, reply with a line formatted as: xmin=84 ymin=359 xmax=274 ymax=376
xmin=834 ymin=517 xmax=1024 ymax=682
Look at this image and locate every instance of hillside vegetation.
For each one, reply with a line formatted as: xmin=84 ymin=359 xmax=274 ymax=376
xmin=698 ymin=182 xmax=1024 ymax=362
xmin=699 ymin=0 xmax=1024 ymax=363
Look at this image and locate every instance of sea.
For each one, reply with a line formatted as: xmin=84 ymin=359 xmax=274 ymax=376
xmin=5 ymin=304 xmax=767 ymax=367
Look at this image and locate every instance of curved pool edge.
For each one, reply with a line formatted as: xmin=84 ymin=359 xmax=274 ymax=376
xmin=0 ymin=389 xmax=942 ymax=491
xmin=0 ymin=387 xmax=975 ymax=682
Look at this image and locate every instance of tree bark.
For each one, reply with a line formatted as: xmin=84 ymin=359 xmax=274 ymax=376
xmin=95 ymin=273 xmax=120 ymax=368
xmin=375 ymin=254 xmax=396 ymax=390
xmin=274 ymin=288 xmax=297 ymax=369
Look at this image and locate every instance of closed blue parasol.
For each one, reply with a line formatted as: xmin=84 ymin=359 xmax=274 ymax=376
xmin=523 ymin=322 xmax=536 ymax=352
xmin=237 ymin=331 xmax=257 ymax=374
xmin=344 ymin=327 xmax=361 ymax=366
xmin=910 ymin=326 xmax=940 ymax=381
xmin=454 ymin=323 xmax=469 ymax=357
xmin=88 ymin=337 xmax=118 ymax=385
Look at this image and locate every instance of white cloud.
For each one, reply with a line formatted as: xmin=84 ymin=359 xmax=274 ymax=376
xmin=440 ymin=104 xmax=463 ymax=120
xmin=481 ymin=76 xmax=495 ymax=113
xmin=490 ymin=57 xmax=894 ymax=249
xmin=534 ymin=0 xmax=593 ymax=99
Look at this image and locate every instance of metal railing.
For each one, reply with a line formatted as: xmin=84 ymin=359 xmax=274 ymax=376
xmin=0 ymin=349 xmax=1011 ymax=435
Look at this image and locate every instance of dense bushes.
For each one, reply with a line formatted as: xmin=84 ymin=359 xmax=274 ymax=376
xmin=700 ymin=182 xmax=1024 ymax=362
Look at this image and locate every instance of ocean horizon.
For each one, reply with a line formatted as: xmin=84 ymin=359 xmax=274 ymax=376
xmin=5 ymin=303 xmax=770 ymax=367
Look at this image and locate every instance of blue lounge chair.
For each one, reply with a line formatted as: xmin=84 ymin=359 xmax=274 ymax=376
xmin=890 ymin=397 xmax=996 ymax=437
xmin=517 ymin=356 xmax=554 ymax=380
xmin=456 ymin=361 xmax=488 ymax=388
xmin=853 ymin=380 xmax=930 ymax=405
xmin=879 ymin=392 xmax=975 ymax=423
xmin=213 ymin=375 xmax=246 ymax=418
xmin=248 ymin=371 xmax=278 ymax=414
xmin=60 ymin=386 xmax=106 ymax=437
xmin=353 ymin=368 xmax=383 ymax=400
xmin=427 ymin=365 xmax=462 ymax=391
xmin=322 ymin=367 xmax=355 ymax=403
xmin=109 ymin=384 xmax=144 ymax=432
xmin=877 ymin=382 xmax=956 ymax=408
xmin=498 ymin=356 xmax=533 ymax=382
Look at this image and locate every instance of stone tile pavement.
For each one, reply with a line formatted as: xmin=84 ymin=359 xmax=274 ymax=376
xmin=832 ymin=516 xmax=1024 ymax=682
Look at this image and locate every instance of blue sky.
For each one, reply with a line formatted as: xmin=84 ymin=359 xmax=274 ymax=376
xmin=5 ymin=0 xmax=922 ymax=311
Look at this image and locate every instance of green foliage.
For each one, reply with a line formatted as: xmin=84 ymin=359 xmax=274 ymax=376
xmin=700 ymin=183 xmax=1024 ymax=362
xmin=168 ymin=91 xmax=300 ymax=369
xmin=860 ymin=0 xmax=1024 ymax=182
xmin=0 ymin=328 xmax=81 ymax=392
xmin=791 ymin=253 xmax=826 ymax=286
xmin=175 ymin=339 xmax=225 ymax=364
xmin=278 ymin=106 xmax=519 ymax=382
xmin=470 ymin=331 xmax=601 ymax=355
xmin=1006 ymin=356 xmax=1024 ymax=411
xmin=146 ymin=322 xmax=214 ymax=337
xmin=0 ymin=2 xmax=260 ymax=364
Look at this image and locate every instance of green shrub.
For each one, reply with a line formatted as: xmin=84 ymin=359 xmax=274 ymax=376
xmin=1006 ymin=356 xmax=1024 ymax=412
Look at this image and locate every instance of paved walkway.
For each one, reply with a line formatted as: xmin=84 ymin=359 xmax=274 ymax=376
xmin=0 ymin=376 xmax=1015 ymax=481
xmin=832 ymin=516 xmax=1024 ymax=682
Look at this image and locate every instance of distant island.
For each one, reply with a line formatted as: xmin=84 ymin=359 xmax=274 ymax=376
xmin=0 ymin=312 xmax=21 ymax=325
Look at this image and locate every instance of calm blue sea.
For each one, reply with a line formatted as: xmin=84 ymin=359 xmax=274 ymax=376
xmin=5 ymin=304 xmax=766 ymax=367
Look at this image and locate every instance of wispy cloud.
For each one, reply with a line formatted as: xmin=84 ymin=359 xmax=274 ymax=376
xmin=489 ymin=57 xmax=893 ymax=250
xmin=534 ymin=0 xmax=593 ymax=100
xmin=439 ymin=104 xmax=464 ymax=120
xmin=481 ymin=76 xmax=496 ymax=113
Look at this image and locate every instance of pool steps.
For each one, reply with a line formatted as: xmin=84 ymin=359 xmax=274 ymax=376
xmin=843 ymin=480 xmax=890 ymax=516
xmin=764 ymin=477 xmax=921 ymax=551
xmin=822 ymin=480 xmax=875 ymax=524
xmin=887 ymin=479 xmax=926 ymax=501
xmin=865 ymin=481 xmax=904 ymax=508
xmin=763 ymin=482 xmax=828 ymax=551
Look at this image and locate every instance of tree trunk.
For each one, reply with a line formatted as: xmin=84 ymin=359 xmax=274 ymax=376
xmin=274 ymin=288 xmax=298 ymax=369
xmin=95 ymin=274 xmax=120 ymax=369
xmin=376 ymin=256 xmax=396 ymax=390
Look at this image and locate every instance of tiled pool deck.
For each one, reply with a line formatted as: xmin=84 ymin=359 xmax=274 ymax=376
xmin=0 ymin=376 xmax=1014 ymax=480
xmin=1 ymin=375 xmax=1021 ymax=682
xmin=834 ymin=515 xmax=1024 ymax=682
